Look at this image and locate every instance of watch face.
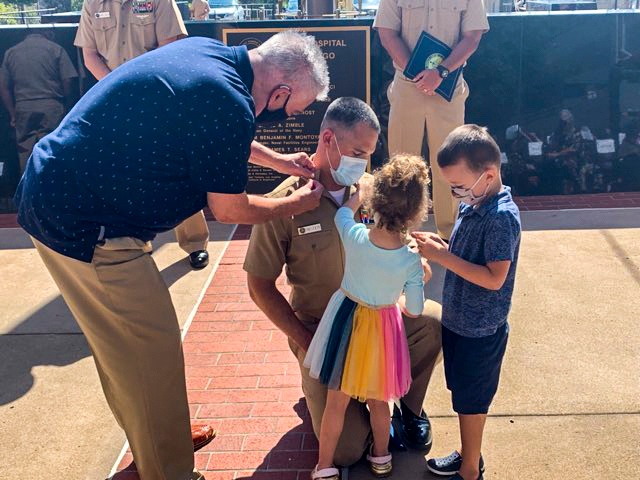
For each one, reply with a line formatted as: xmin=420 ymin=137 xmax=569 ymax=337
xmin=441 ymin=70 xmax=449 ymax=78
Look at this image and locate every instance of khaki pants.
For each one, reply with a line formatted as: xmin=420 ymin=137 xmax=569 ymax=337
xmin=387 ymin=72 xmax=469 ymax=239
xmin=15 ymin=98 xmax=65 ymax=173
xmin=174 ymin=211 xmax=209 ymax=255
xmin=32 ymin=237 xmax=200 ymax=480
xmin=291 ymin=301 xmax=442 ymax=466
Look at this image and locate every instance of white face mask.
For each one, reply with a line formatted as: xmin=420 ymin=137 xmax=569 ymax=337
xmin=450 ymin=172 xmax=490 ymax=206
xmin=326 ymin=136 xmax=368 ymax=187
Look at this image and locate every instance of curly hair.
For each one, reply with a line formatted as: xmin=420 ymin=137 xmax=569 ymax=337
xmin=366 ymin=154 xmax=430 ymax=233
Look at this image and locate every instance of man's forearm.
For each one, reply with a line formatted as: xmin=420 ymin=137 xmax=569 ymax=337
xmin=82 ymin=49 xmax=111 ymax=81
xmin=250 ymin=141 xmax=282 ymax=169
xmin=208 ymin=192 xmax=301 ymax=224
xmin=441 ymin=32 xmax=483 ymax=72
xmin=158 ymin=34 xmax=186 ymax=47
xmin=247 ymin=276 xmax=313 ymax=350
xmin=378 ymin=28 xmax=412 ymax=71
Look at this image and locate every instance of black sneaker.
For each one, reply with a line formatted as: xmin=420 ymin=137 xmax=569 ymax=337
xmin=426 ymin=451 xmax=485 ymax=476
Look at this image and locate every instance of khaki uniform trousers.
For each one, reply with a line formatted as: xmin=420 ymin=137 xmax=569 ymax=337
xmin=15 ymin=98 xmax=65 ymax=173
xmin=174 ymin=211 xmax=209 ymax=255
xmin=387 ymin=72 xmax=469 ymax=239
xmin=32 ymin=237 xmax=200 ymax=480
xmin=290 ymin=300 xmax=443 ymax=466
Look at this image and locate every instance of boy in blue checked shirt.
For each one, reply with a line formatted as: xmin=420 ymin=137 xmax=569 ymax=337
xmin=413 ymin=125 xmax=521 ymax=480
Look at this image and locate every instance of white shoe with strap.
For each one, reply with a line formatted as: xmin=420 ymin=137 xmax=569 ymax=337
xmin=311 ymin=465 xmax=340 ymax=480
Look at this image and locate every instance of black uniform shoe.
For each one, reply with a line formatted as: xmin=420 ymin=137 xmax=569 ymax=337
xmin=392 ymin=400 xmax=432 ymax=451
xmin=189 ymin=250 xmax=209 ymax=269
xmin=427 ymin=451 xmax=485 ymax=477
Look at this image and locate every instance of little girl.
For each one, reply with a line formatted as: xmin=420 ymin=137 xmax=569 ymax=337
xmin=305 ymin=154 xmax=431 ymax=479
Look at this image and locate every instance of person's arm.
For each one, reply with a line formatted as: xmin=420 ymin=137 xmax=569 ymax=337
xmin=247 ymin=274 xmax=313 ymax=351
xmin=207 ymin=180 xmax=324 ymax=224
xmin=154 ymin=0 xmax=188 ymax=46
xmin=158 ymin=34 xmax=186 ymax=47
xmin=250 ymin=141 xmax=316 ymax=178
xmin=74 ymin=1 xmax=111 ymax=80
xmin=418 ymin=237 xmax=511 ymax=291
xmin=0 ymin=67 xmax=15 ymax=128
xmin=377 ymin=27 xmax=412 ymax=72
xmin=82 ymin=48 xmax=111 ymax=80
xmin=400 ymin=256 xmax=425 ymax=317
xmin=342 ymin=175 xmax=372 ymax=213
xmin=413 ymin=209 xmax=519 ymax=291
xmin=374 ymin=0 xmax=409 ymax=67
xmin=440 ymin=30 xmax=484 ymax=72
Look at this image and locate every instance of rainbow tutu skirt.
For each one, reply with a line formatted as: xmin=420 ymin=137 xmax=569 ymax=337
xmin=303 ymin=289 xmax=411 ymax=403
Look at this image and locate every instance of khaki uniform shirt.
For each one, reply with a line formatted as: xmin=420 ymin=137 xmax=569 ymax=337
xmin=74 ymin=0 xmax=187 ymax=71
xmin=191 ymin=0 xmax=210 ymax=20
xmin=374 ymin=0 xmax=489 ymax=72
xmin=244 ymin=175 xmax=370 ymax=322
xmin=1 ymin=34 xmax=78 ymax=103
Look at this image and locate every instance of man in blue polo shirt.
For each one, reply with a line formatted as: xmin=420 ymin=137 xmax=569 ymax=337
xmin=15 ymin=31 xmax=329 ymax=480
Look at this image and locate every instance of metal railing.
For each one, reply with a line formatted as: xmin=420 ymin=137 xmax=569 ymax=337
xmin=0 ymin=7 xmax=57 ymax=24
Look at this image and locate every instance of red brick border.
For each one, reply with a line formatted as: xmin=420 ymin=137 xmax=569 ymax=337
xmin=114 ymin=226 xmax=317 ymax=479
xmin=513 ymin=192 xmax=640 ymax=211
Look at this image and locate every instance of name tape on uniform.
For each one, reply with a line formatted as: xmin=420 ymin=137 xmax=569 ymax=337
xmin=95 ymin=11 xmax=111 ymax=18
xmin=298 ymin=223 xmax=322 ymax=235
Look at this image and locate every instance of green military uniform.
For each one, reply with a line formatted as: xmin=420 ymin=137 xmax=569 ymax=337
xmin=0 ymin=33 xmax=78 ymax=172
xmin=244 ymin=174 xmax=442 ymax=466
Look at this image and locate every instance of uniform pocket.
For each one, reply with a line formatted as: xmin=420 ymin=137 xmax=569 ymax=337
xmin=397 ymin=0 xmax=426 ymax=9
xmin=439 ymin=0 xmax=467 ymax=11
xmin=292 ymin=230 xmax=335 ymax=254
xmin=131 ymin=14 xmax=157 ymax=50
xmin=90 ymin=17 xmax=116 ymax=54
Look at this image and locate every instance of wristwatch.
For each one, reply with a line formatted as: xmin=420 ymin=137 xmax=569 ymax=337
xmin=436 ymin=64 xmax=450 ymax=79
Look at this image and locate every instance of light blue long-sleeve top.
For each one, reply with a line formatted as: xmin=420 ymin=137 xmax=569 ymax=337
xmin=335 ymin=207 xmax=425 ymax=316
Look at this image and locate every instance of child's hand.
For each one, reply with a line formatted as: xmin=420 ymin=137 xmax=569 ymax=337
xmin=412 ymin=231 xmax=448 ymax=262
xmin=357 ymin=175 xmax=374 ymax=200
xmin=421 ymin=257 xmax=432 ymax=283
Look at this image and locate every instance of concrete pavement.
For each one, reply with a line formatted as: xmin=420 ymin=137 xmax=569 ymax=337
xmin=0 ymin=223 xmax=235 ymax=480
xmin=1 ymin=208 xmax=639 ymax=479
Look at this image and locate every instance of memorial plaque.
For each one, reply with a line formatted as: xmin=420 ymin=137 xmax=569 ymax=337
xmin=223 ymin=26 xmax=371 ymax=194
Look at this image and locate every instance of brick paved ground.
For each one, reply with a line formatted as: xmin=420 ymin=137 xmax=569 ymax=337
xmin=113 ymin=226 xmax=317 ymax=480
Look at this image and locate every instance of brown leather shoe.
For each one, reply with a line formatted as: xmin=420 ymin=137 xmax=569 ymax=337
xmin=192 ymin=424 xmax=216 ymax=452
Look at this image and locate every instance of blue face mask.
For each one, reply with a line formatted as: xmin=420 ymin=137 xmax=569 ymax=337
xmin=450 ymin=172 xmax=489 ymax=206
xmin=326 ymin=136 xmax=368 ymax=187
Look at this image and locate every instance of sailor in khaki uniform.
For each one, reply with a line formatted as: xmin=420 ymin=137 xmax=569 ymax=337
xmin=74 ymin=0 xmax=212 ymax=268
xmin=374 ymin=0 xmax=489 ymax=239
xmin=191 ymin=0 xmax=210 ymax=20
xmin=244 ymin=98 xmax=442 ymax=466
xmin=0 ymin=31 xmax=78 ymax=173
